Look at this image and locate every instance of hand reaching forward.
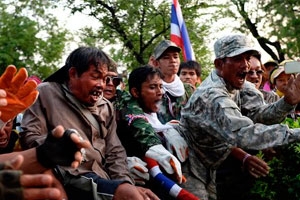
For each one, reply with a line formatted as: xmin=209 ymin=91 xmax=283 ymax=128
xmin=0 ymin=65 xmax=39 ymax=122
xmin=36 ymin=125 xmax=91 ymax=168
xmin=0 ymin=155 xmax=65 ymax=200
xmin=284 ymin=74 xmax=300 ymax=105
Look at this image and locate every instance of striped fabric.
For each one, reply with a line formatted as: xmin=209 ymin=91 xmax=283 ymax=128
xmin=170 ymin=0 xmax=195 ymax=61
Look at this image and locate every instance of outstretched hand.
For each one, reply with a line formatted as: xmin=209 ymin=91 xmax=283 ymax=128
xmin=36 ymin=125 xmax=91 ymax=168
xmin=0 ymin=155 xmax=65 ymax=200
xmin=284 ymin=74 xmax=300 ymax=105
xmin=0 ymin=65 xmax=39 ymax=122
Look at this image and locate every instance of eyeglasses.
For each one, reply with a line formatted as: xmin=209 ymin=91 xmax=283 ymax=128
xmin=247 ymin=70 xmax=264 ymax=76
xmin=105 ymin=76 xmax=122 ymax=87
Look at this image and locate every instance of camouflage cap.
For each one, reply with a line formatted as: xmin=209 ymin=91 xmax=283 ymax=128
xmin=153 ymin=40 xmax=181 ymax=60
xmin=214 ymin=34 xmax=260 ymax=59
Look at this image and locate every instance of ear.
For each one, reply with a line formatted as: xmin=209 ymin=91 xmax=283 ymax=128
xmin=214 ymin=58 xmax=225 ymax=76
xmin=214 ymin=58 xmax=223 ymax=70
xmin=68 ymin=67 xmax=77 ymax=79
xmin=130 ymin=87 xmax=140 ymax=98
xmin=152 ymin=59 xmax=160 ymax=68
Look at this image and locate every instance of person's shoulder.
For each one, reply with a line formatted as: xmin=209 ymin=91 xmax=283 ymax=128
xmin=242 ymin=81 xmax=263 ymax=94
xmin=243 ymin=81 xmax=257 ymax=89
xmin=99 ymin=95 xmax=113 ymax=108
xmin=37 ymin=82 xmax=60 ymax=91
xmin=183 ymin=83 xmax=196 ymax=96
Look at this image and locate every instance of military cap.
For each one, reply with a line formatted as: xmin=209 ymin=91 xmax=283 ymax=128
xmin=214 ymin=34 xmax=260 ymax=59
xmin=153 ymin=40 xmax=181 ymax=60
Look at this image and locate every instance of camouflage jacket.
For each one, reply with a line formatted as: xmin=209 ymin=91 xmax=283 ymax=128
xmin=178 ymin=69 xmax=300 ymax=187
xmin=157 ymin=83 xmax=194 ymax=124
xmin=116 ymin=92 xmax=162 ymax=158
xmin=259 ymin=89 xmax=280 ymax=104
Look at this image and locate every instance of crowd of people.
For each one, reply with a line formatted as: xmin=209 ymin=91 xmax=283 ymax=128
xmin=1 ymin=33 xmax=300 ymax=200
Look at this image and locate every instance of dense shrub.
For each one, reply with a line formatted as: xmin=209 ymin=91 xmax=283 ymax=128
xmin=250 ymin=117 xmax=300 ymax=200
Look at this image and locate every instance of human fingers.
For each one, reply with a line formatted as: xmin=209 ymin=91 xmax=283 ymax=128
xmin=52 ymin=126 xmax=91 ymax=148
xmin=20 ymin=174 xmax=54 ymax=187
xmin=247 ymin=156 xmax=269 ymax=178
xmin=136 ymin=186 xmax=160 ymax=200
xmin=0 ymin=89 xmax=6 ymax=98
xmin=284 ymin=75 xmax=300 ymax=105
xmin=22 ymin=188 xmax=61 ymax=200
xmin=71 ymin=151 xmax=83 ymax=168
xmin=43 ymin=169 xmax=68 ymax=200
xmin=0 ymin=89 xmax=7 ymax=107
xmin=69 ymin=132 xmax=91 ymax=149
xmin=51 ymin=125 xmax=65 ymax=138
xmin=0 ymin=155 xmax=24 ymax=170
xmin=9 ymin=155 xmax=24 ymax=170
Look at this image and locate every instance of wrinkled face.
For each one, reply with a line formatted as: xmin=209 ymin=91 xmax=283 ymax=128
xmin=179 ymin=68 xmax=200 ymax=87
xmin=216 ymin=52 xmax=252 ymax=89
xmin=138 ymin=74 xmax=163 ymax=113
xmin=246 ymin=56 xmax=263 ymax=89
xmin=103 ymin=71 xmax=119 ymax=101
xmin=68 ymin=64 xmax=108 ymax=106
xmin=0 ymin=120 xmax=13 ymax=148
xmin=157 ymin=50 xmax=180 ymax=79
xmin=275 ymin=72 xmax=291 ymax=94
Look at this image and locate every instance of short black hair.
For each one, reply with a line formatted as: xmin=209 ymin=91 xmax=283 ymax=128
xmin=45 ymin=47 xmax=114 ymax=83
xmin=178 ymin=60 xmax=202 ymax=77
xmin=128 ymin=65 xmax=163 ymax=96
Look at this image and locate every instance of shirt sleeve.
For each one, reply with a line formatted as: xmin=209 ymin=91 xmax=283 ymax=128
xmin=219 ymin=96 xmax=300 ymax=150
xmin=119 ymin=98 xmax=162 ymax=155
xmin=240 ymin=86 xmax=295 ymax=125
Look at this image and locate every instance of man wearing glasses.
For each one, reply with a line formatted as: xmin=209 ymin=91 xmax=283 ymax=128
xmin=245 ymin=56 xmax=280 ymax=104
xmin=103 ymin=71 xmax=123 ymax=102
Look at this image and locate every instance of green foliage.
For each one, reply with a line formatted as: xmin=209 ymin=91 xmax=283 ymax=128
xmin=250 ymin=117 xmax=300 ymax=200
xmin=0 ymin=0 xmax=70 ymax=79
xmin=263 ymin=0 xmax=300 ymax=59
xmin=66 ymin=0 xmax=213 ymax=74
xmin=229 ymin=0 xmax=300 ymax=61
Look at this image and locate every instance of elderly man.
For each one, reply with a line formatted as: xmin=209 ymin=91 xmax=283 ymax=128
xmin=20 ymin=47 xmax=158 ymax=200
xmin=177 ymin=34 xmax=300 ymax=200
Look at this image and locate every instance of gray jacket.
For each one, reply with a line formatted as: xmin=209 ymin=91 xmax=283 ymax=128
xmin=178 ymin=69 xmax=300 ymax=187
xmin=20 ymin=82 xmax=133 ymax=183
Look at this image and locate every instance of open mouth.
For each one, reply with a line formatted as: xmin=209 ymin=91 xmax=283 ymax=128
xmin=0 ymin=138 xmax=8 ymax=146
xmin=104 ymin=89 xmax=113 ymax=95
xmin=155 ymin=99 xmax=162 ymax=108
xmin=90 ymin=90 xmax=102 ymax=102
xmin=238 ymin=71 xmax=247 ymax=79
xmin=92 ymin=91 xmax=101 ymax=97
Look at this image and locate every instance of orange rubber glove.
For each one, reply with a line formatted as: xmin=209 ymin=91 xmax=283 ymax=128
xmin=0 ymin=65 xmax=39 ymax=122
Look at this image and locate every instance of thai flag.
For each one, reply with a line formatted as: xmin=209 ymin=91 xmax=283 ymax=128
xmin=170 ymin=0 xmax=195 ymax=61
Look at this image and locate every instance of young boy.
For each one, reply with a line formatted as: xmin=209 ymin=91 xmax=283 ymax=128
xmin=178 ymin=60 xmax=202 ymax=89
